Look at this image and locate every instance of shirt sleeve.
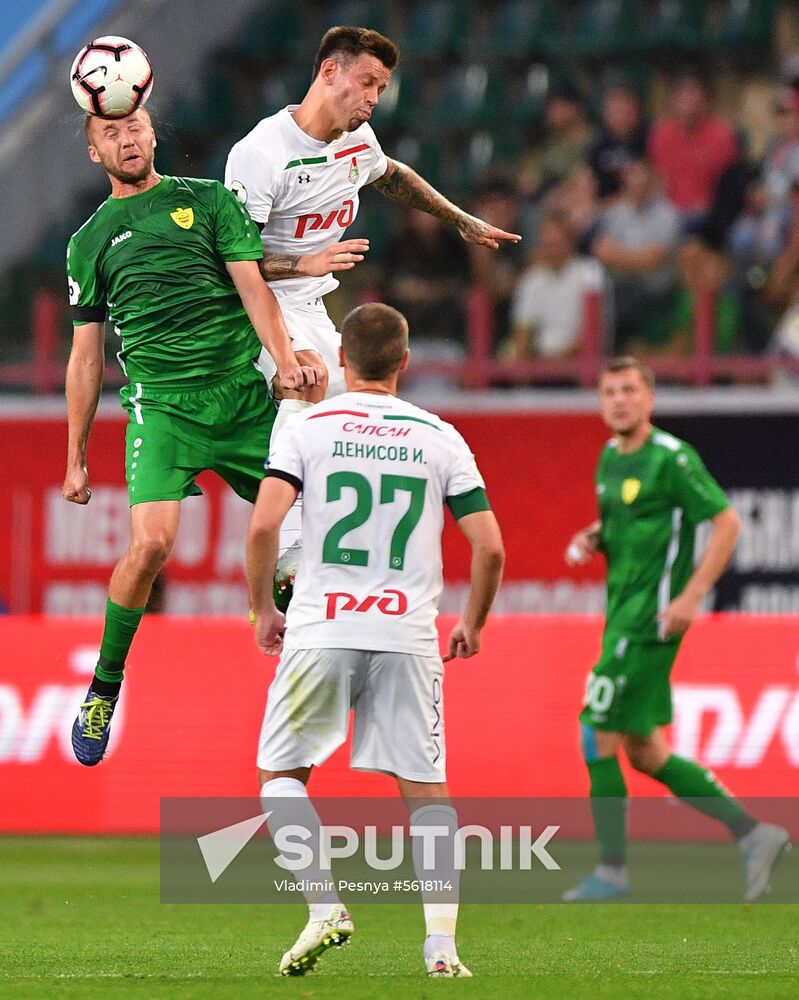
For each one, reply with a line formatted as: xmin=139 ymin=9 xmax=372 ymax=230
xmin=669 ymin=445 xmax=729 ymax=525
xmin=213 ymin=182 xmax=264 ymax=262
xmin=444 ymin=430 xmax=490 ymax=518
xmin=264 ymin=419 xmax=304 ymax=489
xmin=361 ymin=123 xmax=389 ymax=185
xmin=67 ymin=237 xmax=106 ymax=324
xmin=225 ymin=138 xmax=277 ymax=226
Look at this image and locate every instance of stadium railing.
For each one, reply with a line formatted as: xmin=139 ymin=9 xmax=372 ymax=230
xmin=2 ymin=285 xmax=799 ymax=394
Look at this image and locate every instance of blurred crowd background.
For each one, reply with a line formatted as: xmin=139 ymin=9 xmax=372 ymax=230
xmin=4 ymin=0 xmax=799 ymax=389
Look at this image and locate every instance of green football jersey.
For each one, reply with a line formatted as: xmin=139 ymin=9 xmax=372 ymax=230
xmin=596 ymin=427 xmax=729 ymax=642
xmin=66 ymin=176 xmax=264 ymax=383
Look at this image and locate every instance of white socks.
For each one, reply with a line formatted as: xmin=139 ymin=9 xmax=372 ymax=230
xmin=270 ymin=399 xmax=313 ymax=559
xmin=595 ymin=862 xmax=629 ymax=887
xmin=410 ymin=803 xmax=460 ymax=939
xmin=261 ymin=776 xmax=341 ymax=919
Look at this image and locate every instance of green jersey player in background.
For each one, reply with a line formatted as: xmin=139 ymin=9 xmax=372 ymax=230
xmin=225 ymin=26 xmax=521 ymax=605
xmin=563 ymin=356 xmax=789 ymax=901
xmin=245 ymin=303 xmax=504 ymax=978
xmin=65 ymin=107 xmax=323 ymax=766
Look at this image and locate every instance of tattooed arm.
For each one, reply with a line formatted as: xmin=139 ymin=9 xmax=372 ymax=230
xmin=259 ymin=240 xmax=370 ymax=282
xmin=372 ymin=158 xmax=522 ymax=249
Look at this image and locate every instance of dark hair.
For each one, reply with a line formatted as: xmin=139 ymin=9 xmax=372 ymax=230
xmin=341 ymin=303 xmax=409 ymax=380
xmin=313 ymin=26 xmax=399 ymax=79
xmin=600 ymin=356 xmax=655 ymax=390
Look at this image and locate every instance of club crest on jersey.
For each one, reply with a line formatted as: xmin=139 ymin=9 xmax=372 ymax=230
xmin=170 ymin=207 xmax=194 ymax=230
xmin=621 ymin=478 xmax=641 ymax=504
xmin=347 ymin=157 xmax=360 ymax=184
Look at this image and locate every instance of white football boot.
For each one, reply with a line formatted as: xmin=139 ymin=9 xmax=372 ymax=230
xmin=739 ymin=823 xmax=791 ymax=901
xmin=425 ymin=951 xmax=473 ymax=978
xmin=278 ymin=906 xmax=353 ymax=976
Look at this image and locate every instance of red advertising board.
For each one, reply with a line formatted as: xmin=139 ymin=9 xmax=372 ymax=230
xmin=0 ymin=615 xmax=796 ymax=834
xmin=2 ymin=409 xmax=797 ymax=615
xmin=0 ymin=411 xmax=609 ymax=615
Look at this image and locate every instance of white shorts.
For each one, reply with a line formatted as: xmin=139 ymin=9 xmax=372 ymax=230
xmin=257 ymin=297 xmax=344 ymax=397
xmin=257 ymin=648 xmax=446 ymax=782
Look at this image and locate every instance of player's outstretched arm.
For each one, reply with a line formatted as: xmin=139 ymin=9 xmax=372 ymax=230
xmin=445 ymin=510 xmax=504 ymax=661
xmin=63 ymin=322 xmax=104 ymax=505
xmin=372 ymin=159 xmax=522 ymax=249
xmin=226 ymin=260 xmax=324 ymax=391
xmin=658 ymin=506 xmax=741 ymax=638
xmin=565 ymin=520 xmax=602 ymax=566
xmin=246 ymin=476 xmax=299 ymax=656
xmin=259 ymin=240 xmax=370 ymax=281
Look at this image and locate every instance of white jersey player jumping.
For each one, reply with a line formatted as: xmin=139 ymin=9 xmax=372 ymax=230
xmin=226 ymin=26 xmax=519 ymax=595
xmin=245 ymin=303 xmax=505 ymax=979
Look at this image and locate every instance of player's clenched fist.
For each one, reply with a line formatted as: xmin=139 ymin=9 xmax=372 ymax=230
xmin=254 ymin=609 xmax=286 ymax=657
xmin=63 ymin=465 xmax=92 ymax=505
xmin=278 ymin=363 xmax=326 ymax=391
xmin=301 ymin=239 xmax=370 ymax=276
xmin=443 ymin=620 xmax=481 ymax=662
xmin=565 ymin=520 xmax=602 ymax=566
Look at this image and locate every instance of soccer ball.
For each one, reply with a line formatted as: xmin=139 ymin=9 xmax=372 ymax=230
xmin=70 ymin=36 xmax=153 ymax=118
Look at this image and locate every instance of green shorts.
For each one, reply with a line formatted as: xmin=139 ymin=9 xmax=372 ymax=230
xmin=120 ymin=360 xmax=276 ymax=507
xmin=579 ymin=632 xmax=681 ymax=736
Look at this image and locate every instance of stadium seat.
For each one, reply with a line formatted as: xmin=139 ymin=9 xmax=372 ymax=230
xmin=480 ymin=0 xmax=560 ymax=59
xmin=643 ymin=0 xmax=707 ymax=52
xmin=389 ymin=134 xmax=443 ymax=189
xmin=232 ymin=1 xmax=305 ymax=65
xmin=370 ymin=69 xmax=422 ymax=128
xmin=319 ymin=1 xmax=393 ymax=37
xmin=500 ymin=64 xmax=549 ymax=126
xmin=712 ymin=0 xmax=775 ymax=49
xmin=429 ymin=64 xmax=501 ymax=128
xmin=568 ymin=0 xmax=641 ymax=55
xmin=402 ymin=0 xmax=469 ymax=59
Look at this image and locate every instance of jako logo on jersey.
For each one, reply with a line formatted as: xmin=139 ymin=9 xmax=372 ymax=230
xmin=295 ymin=199 xmax=354 ymax=238
xmin=110 ymin=230 xmax=132 ymax=247
xmin=170 ymin=207 xmax=194 ymax=230
xmin=325 ymin=589 xmax=407 ymax=621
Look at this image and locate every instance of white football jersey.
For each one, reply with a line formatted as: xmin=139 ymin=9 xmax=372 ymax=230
xmin=225 ymin=106 xmax=388 ymax=303
xmin=266 ymin=391 xmax=489 ymax=655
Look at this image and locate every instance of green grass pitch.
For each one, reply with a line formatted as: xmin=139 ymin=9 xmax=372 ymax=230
xmin=1 ymin=838 xmax=797 ymax=999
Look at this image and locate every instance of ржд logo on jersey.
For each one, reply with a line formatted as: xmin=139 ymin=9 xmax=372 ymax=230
xmin=295 ymin=198 xmax=354 ymax=239
xmin=325 ymin=589 xmax=407 ymax=620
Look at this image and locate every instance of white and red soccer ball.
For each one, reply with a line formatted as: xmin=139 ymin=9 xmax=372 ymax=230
xmin=70 ymin=36 xmax=153 ymax=119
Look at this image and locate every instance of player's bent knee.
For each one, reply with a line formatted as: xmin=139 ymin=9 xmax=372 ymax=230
xmin=128 ymin=534 xmax=173 ymax=574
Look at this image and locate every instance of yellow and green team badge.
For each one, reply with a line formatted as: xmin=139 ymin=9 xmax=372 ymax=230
xmin=170 ymin=207 xmax=194 ymax=229
xmin=621 ymin=478 xmax=641 ymax=504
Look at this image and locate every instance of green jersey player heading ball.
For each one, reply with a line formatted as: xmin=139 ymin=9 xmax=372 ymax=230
xmin=65 ymin=106 xmax=324 ymax=767
xmin=563 ymin=357 xmax=789 ymax=902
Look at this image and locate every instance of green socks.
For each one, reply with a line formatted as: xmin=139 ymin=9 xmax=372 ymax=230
xmin=94 ymin=598 xmax=146 ymax=684
xmin=588 ymin=756 xmax=628 ymax=866
xmin=652 ymin=754 xmax=757 ymax=840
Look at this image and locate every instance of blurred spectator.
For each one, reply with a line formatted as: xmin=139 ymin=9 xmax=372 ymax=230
xmin=672 ymin=246 xmax=741 ymax=356
xmin=383 ymin=209 xmax=470 ymax=346
xmin=648 ymin=73 xmax=739 ymax=218
xmin=544 ymin=165 xmax=602 ymax=253
xmin=519 ymin=82 xmax=596 ymax=200
xmin=500 ymin=212 xmax=607 ymax=360
xmin=588 ymin=83 xmax=649 ymax=201
xmin=592 ymin=158 xmax=682 ymax=353
xmin=727 ymin=87 xmax=799 ymax=351
xmin=468 ymin=177 xmax=527 ymax=344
